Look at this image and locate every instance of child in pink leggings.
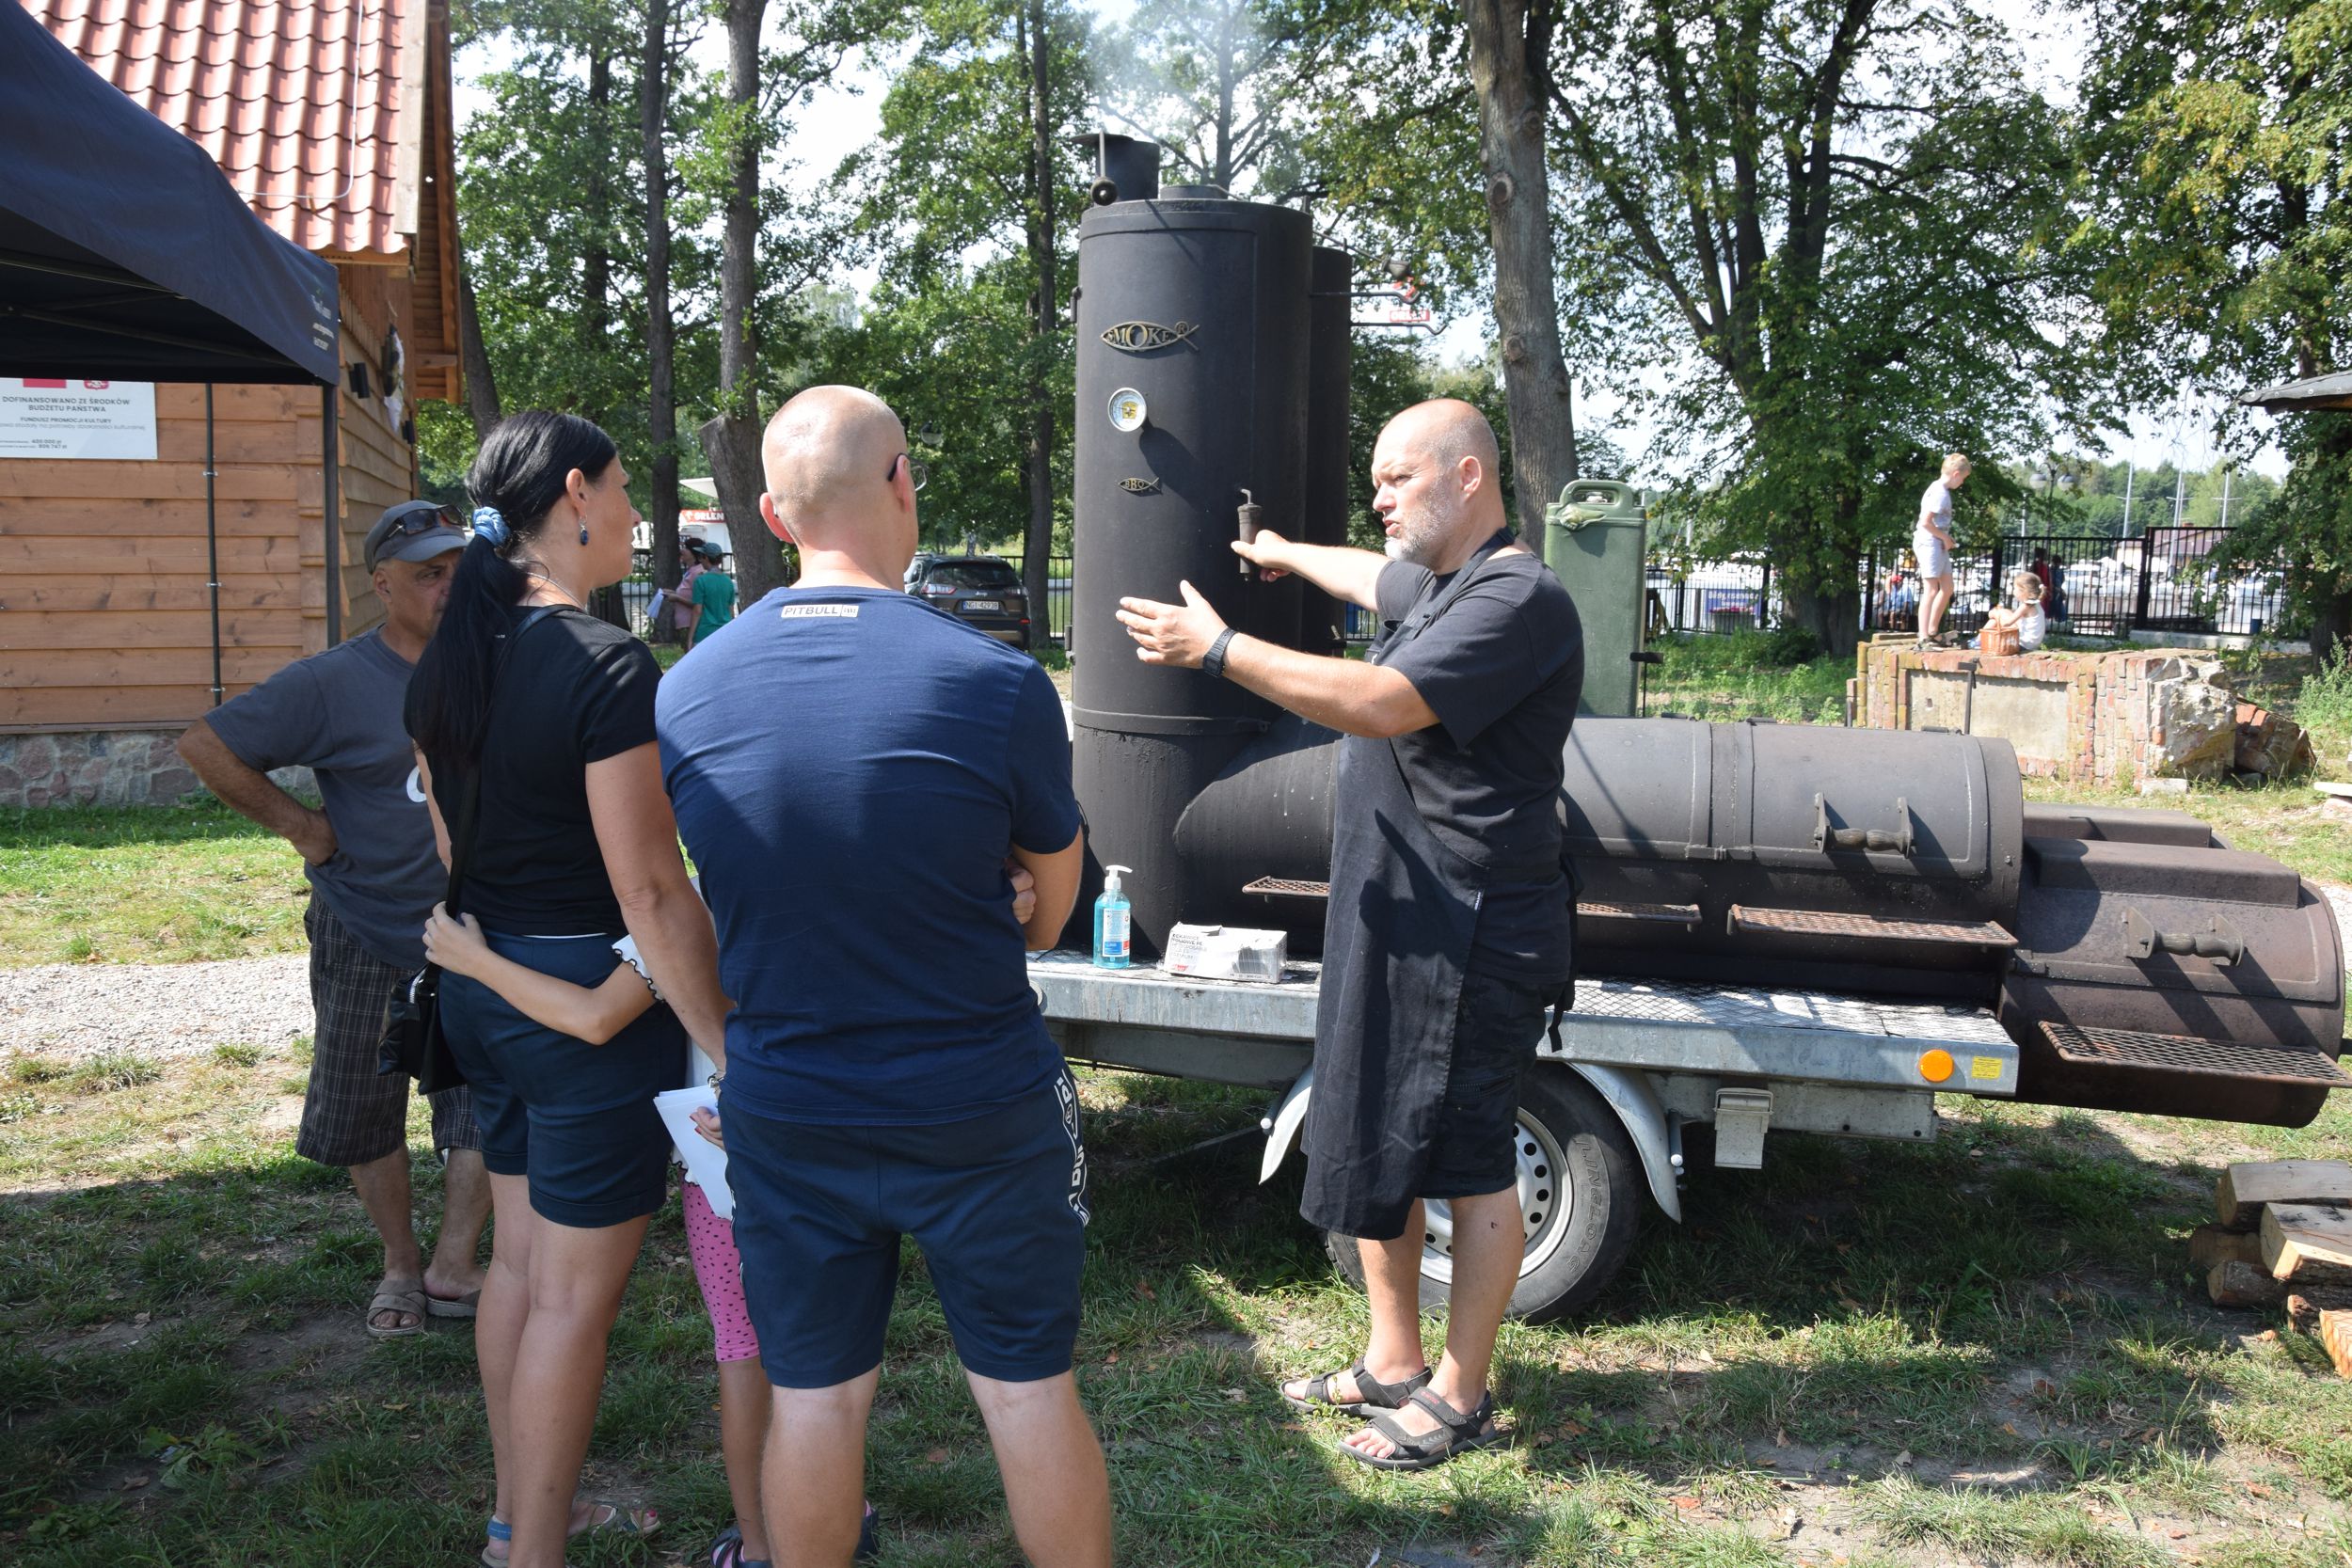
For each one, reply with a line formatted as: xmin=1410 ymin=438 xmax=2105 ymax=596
xmin=424 ymin=907 xmax=877 ymax=1568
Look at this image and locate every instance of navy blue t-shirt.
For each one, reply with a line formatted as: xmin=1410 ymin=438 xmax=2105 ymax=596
xmin=656 ymin=585 xmax=1081 ymax=1125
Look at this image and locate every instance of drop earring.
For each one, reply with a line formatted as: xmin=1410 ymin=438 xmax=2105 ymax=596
xmin=578 ymin=516 xmax=590 ymax=546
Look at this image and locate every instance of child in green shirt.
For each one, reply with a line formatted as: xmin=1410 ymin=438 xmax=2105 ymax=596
xmin=687 ymin=540 xmax=736 ymax=647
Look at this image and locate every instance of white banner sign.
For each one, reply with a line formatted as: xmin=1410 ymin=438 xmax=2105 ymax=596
xmin=0 ymin=379 xmax=158 ymax=460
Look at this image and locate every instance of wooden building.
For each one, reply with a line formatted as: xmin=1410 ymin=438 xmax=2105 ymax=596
xmin=0 ymin=0 xmax=461 ymax=805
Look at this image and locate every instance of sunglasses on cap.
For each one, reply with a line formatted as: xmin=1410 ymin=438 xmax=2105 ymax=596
xmin=366 ymin=502 xmax=465 ymax=569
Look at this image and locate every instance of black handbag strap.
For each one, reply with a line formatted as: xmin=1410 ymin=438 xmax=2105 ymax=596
xmin=443 ymin=605 xmax=564 ymax=918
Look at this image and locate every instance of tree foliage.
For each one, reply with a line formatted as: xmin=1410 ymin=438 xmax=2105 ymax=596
xmin=2079 ymin=0 xmax=2352 ymax=654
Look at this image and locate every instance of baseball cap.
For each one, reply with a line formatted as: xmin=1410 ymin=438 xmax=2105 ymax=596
xmin=364 ymin=500 xmax=468 ymax=572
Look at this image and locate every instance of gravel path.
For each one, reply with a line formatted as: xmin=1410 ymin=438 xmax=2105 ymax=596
xmin=1 ymin=954 xmax=310 ymax=1062
xmin=8 ymin=883 xmax=2352 ymax=1068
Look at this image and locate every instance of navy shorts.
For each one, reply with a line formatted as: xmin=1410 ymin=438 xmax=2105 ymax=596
xmin=1421 ymin=964 xmax=1552 ymax=1200
xmin=439 ymin=930 xmax=686 ymax=1228
xmin=724 ymin=1071 xmax=1090 ymax=1388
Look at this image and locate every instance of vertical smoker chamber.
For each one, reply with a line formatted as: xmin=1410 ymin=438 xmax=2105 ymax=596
xmin=1298 ymin=246 xmax=1354 ymax=657
xmin=1069 ymin=184 xmax=1314 ymax=955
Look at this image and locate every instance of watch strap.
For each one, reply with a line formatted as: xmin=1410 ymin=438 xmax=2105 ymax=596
xmin=1202 ymin=626 xmax=1239 ymax=679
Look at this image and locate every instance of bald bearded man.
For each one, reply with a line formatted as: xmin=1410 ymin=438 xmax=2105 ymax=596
xmin=1120 ymin=399 xmax=1584 ymax=1471
xmin=655 ymin=388 xmax=1106 ymax=1568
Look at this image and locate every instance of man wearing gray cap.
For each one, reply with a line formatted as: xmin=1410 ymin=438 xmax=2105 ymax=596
xmin=178 ymin=500 xmax=491 ymax=1338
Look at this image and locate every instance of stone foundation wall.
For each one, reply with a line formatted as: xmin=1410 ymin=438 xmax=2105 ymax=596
xmin=0 ymin=729 xmax=317 ymax=809
xmin=1856 ymin=640 xmax=2239 ymax=784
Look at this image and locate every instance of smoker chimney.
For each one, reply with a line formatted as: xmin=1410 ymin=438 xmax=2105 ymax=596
xmin=1076 ymin=131 xmax=1160 ymax=206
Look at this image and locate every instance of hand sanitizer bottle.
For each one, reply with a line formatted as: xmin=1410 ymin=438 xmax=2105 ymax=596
xmin=1094 ymin=864 xmax=1133 ymax=969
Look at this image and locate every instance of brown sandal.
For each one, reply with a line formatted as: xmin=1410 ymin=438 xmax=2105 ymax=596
xmin=1281 ymin=1357 xmax=1432 ymax=1416
xmin=1346 ymin=1387 xmax=1506 ymax=1471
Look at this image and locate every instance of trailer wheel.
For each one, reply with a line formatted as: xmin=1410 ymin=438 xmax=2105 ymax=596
xmin=1325 ymin=1067 xmax=1641 ymax=1324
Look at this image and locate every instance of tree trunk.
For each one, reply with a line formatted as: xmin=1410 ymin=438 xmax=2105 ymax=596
xmin=456 ymin=268 xmax=501 ymax=438
xmin=1020 ymin=0 xmax=1057 ymax=647
xmin=1788 ymin=573 xmax=1862 ymax=657
xmin=581 ymin=44 xmax=613 ymax=381
xmin=2311 ymin=589 xmax=2352 ymax=671
xmin=641 ymin=0 xmax=681 ymax=633
xmin=1464 ymin=0 xmax=1577 ymax=536
xmin=699 ymin=0 xmax=787 ymax=606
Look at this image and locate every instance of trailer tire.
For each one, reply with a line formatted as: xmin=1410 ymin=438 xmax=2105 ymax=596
xmin=1323 ymin=1066 xmax=1640 ymax=1324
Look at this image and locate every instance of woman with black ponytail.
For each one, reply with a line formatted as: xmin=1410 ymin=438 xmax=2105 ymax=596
xmin=406 ymin=412 xmax=732 ymax=1568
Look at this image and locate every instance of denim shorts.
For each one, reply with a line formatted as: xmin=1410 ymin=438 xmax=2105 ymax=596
xmin=1421 ymin=964 xmax=1553 ymax=1200
xmin=438 ymin=930 xmax=686 ymax=1228
xmin=724 ymin=1071 xmax=1090 ymax=1388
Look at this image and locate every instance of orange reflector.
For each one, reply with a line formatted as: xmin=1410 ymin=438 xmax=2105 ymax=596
xmin=1918 ymin=1049 xmax=1956 ymax=1084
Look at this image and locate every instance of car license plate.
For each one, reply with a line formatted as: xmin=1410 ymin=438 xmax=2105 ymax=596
xmin=965 ymin=599 xmax=1000 ymax=611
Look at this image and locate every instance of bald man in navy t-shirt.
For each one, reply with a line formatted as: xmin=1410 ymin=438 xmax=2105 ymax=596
xmin=656 ymin=387 xmax=1108 ymax=1568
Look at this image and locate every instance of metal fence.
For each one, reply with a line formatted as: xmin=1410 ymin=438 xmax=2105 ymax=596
xmin=616 ymin=552 xmax=1077 ymax=643
xmin=658 ymin=531 xmax=2286 ymax=651
xmin=1865 ymin=529 xmax=2287 ymax=640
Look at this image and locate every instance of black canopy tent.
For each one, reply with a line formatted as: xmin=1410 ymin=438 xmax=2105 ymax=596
xmin=0 ymin=5 xmax=348 ymax=697
xmin=0 ymin=5 xmax=338 ymax=384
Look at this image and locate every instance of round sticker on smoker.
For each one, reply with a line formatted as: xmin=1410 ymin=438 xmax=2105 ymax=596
xmin=1107 ymin=388 xmax=1147 ymax=432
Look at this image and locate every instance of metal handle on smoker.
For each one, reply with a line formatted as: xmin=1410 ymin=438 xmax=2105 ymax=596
xmin=2122 ymin=907 xmax=2244 ymax=966
xmin=1811 ymin=793 xmax=1914 ymax=856
xmin=1236 ymin=490 xmax=1263 ymax=576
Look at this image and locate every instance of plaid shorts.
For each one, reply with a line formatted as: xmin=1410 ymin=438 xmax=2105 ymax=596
xmin=295 ymin=898 xmax=482 ymax=1166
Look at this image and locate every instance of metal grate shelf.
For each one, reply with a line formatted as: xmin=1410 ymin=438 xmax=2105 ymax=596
xmin=2040 ymin=1022 xmax=2352 ymax=1087
xmin=1579 ymin=901 xmax=1702 ymax=926
xmin=1241 ymin=878 xmax=1330 ymax=898
xmin=1729 ymin=905 xmax=2019 ymax=947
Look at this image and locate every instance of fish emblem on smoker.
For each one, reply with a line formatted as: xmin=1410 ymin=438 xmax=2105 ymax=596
xmin=1118 ymin=477 xmax=1162 ymax=495
xmin=1101 ymin=320 xmax=1198 ymax=353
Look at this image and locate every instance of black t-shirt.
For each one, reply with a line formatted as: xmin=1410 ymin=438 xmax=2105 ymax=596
xmin=406 ymin=605 xmax=660 ymax=936
xmin=1375 ymin=544 xmax=1584 ymax=981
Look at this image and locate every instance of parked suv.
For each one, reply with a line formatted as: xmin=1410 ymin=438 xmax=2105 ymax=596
xmin=906 ymin=555 xmax=1032 ymax=649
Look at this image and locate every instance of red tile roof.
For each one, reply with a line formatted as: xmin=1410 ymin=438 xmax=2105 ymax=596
xmin=29 ymin=0 xmax=428 ymax=261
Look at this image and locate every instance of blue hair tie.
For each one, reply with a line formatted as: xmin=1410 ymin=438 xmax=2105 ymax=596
xmin=471 ymin=506 xmax=512 ymax=547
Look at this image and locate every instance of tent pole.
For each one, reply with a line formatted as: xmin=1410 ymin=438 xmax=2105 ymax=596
xmin=322 ymin=382 xmax=341 ymax=645
xmin=205 ymin=383 xmax=222 ymax=705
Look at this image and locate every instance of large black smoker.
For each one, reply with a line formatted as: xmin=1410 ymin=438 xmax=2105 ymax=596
xmin=1063 ymin=138 xmax=2346 ymax=1130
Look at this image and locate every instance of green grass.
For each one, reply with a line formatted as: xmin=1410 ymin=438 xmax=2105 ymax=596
xmin=1644 ymin=633 xmax=1852 ymax=725
xmin=7 ymin=1046 xmax=2352 ymax=1564
xmin=0 ymin=803 xmax=311 ymax=968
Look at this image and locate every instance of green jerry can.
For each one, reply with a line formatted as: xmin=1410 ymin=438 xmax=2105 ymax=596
xmin=1542 ymin=478 xmax=1648 ymax=716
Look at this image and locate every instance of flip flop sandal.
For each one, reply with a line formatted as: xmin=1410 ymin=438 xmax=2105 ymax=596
xmin=483 ymin=1501 xmax=659 ymax=1565
xmin=424 ymin=1286 xmax=482 ymax=1320
xmin=1281 ymin=1357 xmax=1432 ymax=1416
xmin=364 ymin=1285 xmax=427 ymax=1340
xmin=1345 ymin=1388 xmax=1507 ymax=1473
xmin=708 ymin=1504 xmax=872 ymax=1568
xmin=579 ymin=1500 xmax=658 ymax=1540
xmin=707 ymin=1523 xmax=761 ymax=1568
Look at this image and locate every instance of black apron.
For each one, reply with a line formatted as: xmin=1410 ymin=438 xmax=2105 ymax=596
xmin=1300 ymin=531 xmax=1520 ymax=1242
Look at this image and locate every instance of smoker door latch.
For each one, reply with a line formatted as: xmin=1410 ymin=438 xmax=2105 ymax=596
xmin=1712 ymin=1088 xmax=1773 ymax=1170
xmin=1811 ymin=793 xmax=1914 ymax=856
xmin=2122 ymin=907 xmax=2245 ymax=966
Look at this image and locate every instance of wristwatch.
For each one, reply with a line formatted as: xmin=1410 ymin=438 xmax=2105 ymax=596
xmin=1201 ymin=626 xmax=1239 ymax=679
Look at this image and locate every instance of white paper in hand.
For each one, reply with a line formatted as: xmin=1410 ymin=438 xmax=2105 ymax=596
xmin=654 ymin=1085 xmax=734 ymax=1221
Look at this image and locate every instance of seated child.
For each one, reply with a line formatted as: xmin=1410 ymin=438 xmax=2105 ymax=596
xmin=423 ymin=902 xmax=879 ymax=1568
xmin=1978 ymin=570 xmax=2047 ymax=653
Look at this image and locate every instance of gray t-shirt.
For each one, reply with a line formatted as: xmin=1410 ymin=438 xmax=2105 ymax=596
xmin=206 ymin=630 xmax=437 ymax=968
